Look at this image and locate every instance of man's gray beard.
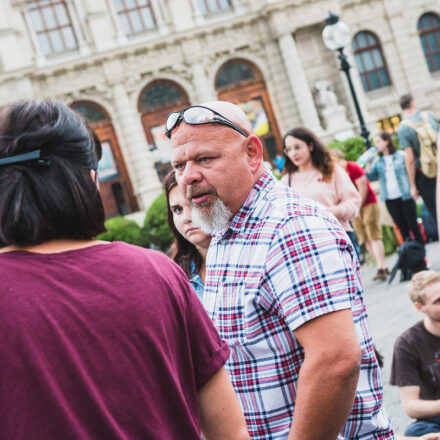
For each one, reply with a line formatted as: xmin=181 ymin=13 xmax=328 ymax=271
xmin=191 ymin=197 xmax=232 ymax=234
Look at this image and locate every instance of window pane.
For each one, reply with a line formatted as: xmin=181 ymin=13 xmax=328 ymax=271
xmin=219 ymin=0 xmax=230 ymax=8
xmin=125 ymin=0 xmax=136 ymax=8
xmin=378 ymin=69 xmax=390 ymax=86
xmin=30 ymin=9 xmax=44 ymax=31
xmin=356 ymin=32 xmax=367 ymax=48
xmin=138 ymin=0 xmax=148 ymax=5
xmin=129 ymin=10 xmax=143 ymax=32
xmin=118 ymin=13 xmax=131 ymax=34
xmin=354 ymin=54 xmax=364 ymax=73
xmin=427 ymin=57 xmax=434 ymax=72
xmin=433 ymin=53 xmax=440 ymax=71
xmin=38 ymin=33 xmax=52 ymax=55
xmin=139 ymin=83 xmax=185 ymax=111
xmin=113 ymin=0 xmax=124 ymax=12
xmin=427 ymin=33 xmax=437 ymax=51
xmin=360 ymin=74 xmax=369 ymax=92
xmin=206 ymin=0 xmax=219 ymax=13
xmin=421 ymin=35 xmax=428 ymax=53
xmin=42 ymin=6 xmax=57 ymax=28
xmin=362 ymin=51 xmax=374 ymax=70
xmin=62 ymin=27 xmax=77 ymax=50
xmin=215 ymin=62 xmax=257 ymax=88
xmin=73 ymin=105 xmax=107 ymax=122
xmin=372 ymin=48 xmax=384 ymax=67
xmin=366 ymin=33 xmax=377 ymax=45
xmin=140 ymin=8 xmax=155 ymax=29
xmin=49 ymin=30 xmax=63 ymax=52
xmin=54 ymin=4 xmax=69 ymax=26
xmin=368 ymin=71 xmax=379 ymax=90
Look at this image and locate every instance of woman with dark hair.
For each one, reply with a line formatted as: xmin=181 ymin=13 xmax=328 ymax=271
xmin=0 ymin=100 xmax=249 ymax=440
xmin=281 ymin=127 xmax=361 ymax=237
xmin=164 ymin=170 xmax=211 ymax=301
xmin=367 ymin=131 xmax=424 ymax=244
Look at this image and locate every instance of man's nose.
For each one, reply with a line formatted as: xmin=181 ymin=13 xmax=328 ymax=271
xmin=182 ymin=161 xmax=202 ymax=185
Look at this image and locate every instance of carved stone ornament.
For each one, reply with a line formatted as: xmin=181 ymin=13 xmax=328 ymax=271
xmin=313 ymin=80 xmax=339 ymax=110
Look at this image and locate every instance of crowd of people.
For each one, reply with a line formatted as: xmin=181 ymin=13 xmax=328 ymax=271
xmin=0 ymin=95 xmax=439 ymax=439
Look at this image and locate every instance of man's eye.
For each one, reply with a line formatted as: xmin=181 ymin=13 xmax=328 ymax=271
xmin=173 ymin=163 xmax=184 ymax=170
xmin=198 ymin=157 xmax=211 ymax=163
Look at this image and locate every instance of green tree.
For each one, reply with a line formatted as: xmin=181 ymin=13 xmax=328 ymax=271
xmin=328 ymin=137 xmax=367 ymax=162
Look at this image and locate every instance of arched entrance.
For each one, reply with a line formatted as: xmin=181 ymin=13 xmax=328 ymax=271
xmin=215 ymin=59 xmax=282 ymax=161
xmin=71 ymin=101 xmax=138 ymax=219
xmin=139 ymin=80 xmax=190 ymax=181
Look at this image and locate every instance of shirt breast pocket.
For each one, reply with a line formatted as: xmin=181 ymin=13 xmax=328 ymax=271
xmin=213 ymin=280 xmax=248 ymax=347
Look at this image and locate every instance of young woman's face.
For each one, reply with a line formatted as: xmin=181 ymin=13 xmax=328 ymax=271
xmin=284 ymin=136 xmax=313 ymax=168
xmin=168 ymin=186 xmax=211 ymax=250
xmin=374 ymin=135 xmax=389 ymax=154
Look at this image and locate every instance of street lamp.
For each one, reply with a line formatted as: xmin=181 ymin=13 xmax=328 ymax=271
xmin=322 ymin=12 xmax=372 ymax=148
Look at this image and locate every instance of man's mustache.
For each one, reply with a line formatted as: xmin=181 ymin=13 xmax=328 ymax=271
xmin=186 ymin=186 xmax=217 ymax=202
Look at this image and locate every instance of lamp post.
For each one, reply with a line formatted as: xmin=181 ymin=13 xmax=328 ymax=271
xmin=322 ymin=12 xmax=372 ymax=148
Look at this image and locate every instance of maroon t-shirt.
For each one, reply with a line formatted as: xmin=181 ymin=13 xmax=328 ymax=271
xmin=0 ymin=242 xmax=229 ymax=439
xmin=346 ymin=161 xmax=377 ymax=207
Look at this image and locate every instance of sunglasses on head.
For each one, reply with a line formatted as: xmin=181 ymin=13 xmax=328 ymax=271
xmin=165 ymin=105 xmax=249 ymax=139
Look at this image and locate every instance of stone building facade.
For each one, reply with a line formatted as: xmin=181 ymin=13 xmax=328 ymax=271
xmin=1 ymin=0 xmax=440 ymax=217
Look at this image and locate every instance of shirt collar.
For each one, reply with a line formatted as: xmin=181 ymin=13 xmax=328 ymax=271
xmin=212 ymin=170 xmax=276 ymax=239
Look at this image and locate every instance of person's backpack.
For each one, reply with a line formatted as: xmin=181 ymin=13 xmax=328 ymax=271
xmin=388 ymin=239 xmax=427 ymax=284
xmin=400 ymin=111 xmax=438 ymax=178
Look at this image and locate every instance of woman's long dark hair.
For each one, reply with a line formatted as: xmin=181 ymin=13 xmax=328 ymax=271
xmin=376 ymin=131 xmax=397 ymax=156
xmin=164 ymin=171 xmax=202 ymax=279
xmin=282 ymin=127 xmax=334 ymax=182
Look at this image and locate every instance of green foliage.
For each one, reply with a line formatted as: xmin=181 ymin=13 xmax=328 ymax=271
xmin=328 ymin=137 xmax=367 ymax=162
xmin=139 ymin=191 xmax=173 ymax=252
xmin=382 ymin=225 xmax=398 ymax=256
xmin=97 ymin=216 xmax=143 ymax=246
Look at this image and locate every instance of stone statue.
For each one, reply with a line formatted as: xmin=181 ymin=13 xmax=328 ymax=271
xmin=314 ymin=80 xmax=339 ymax=110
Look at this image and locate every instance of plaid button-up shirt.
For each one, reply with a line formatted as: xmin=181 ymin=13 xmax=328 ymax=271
xmin=204 ymin=172 xmax=393 ymax=439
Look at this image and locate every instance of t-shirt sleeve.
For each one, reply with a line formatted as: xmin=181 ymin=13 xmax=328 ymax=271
xmin=259 ymin=213 xmax=358 ymax=331
xmin=390 ymin=334 xmax=421 ymax=387
xmin=186 ymin=283 xmax=230 ymax=390
xmin=348 ymin=162 xmax=365 ymax=180
xmin=429 ymin=112 xmax=439 ymax=132
xmin=398 ymin=124 xmax=419 ymax=154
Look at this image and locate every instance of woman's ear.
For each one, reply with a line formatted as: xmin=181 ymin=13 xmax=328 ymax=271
xmin=309 ymin=142 xmax=314 ymax=152
xmin=90 ymin=170 xmax=100 ymax=190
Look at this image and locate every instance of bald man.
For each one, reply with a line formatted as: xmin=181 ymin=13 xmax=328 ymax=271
xmin=168 ymin=102 xmax=394 ymax=440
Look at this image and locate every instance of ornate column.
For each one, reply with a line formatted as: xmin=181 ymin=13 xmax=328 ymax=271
xmin=111 ymin=83 xmax=162 ymax=210
xmin=277 ymin=32 xmax=323 ymax=133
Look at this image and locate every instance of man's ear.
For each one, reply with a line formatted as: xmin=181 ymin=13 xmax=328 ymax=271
xmin=244 ymin=135 xmax=263 ymax=174
xmin=414 ymin=301 xmax=423 ymax=312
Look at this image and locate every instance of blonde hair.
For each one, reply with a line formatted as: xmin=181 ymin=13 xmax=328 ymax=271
xmin=329 ymin=148 xmax=345 ymax=161
xmin=407 ymin=270 xmax=440 ymax=304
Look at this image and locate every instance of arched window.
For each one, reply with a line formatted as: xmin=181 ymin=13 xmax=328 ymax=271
xmin=215 ymin=60 xmax=260 ymax=90
xmin=352 ymin=31 xmax=391 ymax=92
xmin=27 ymin=0 xmax=78 ymax=56
xmin=71 ymin=103 xmax=108 ymax=123
xmin=418 ymin=13 xmax=440 ymax=73
xmin=139 ymin=80 xmax=188 ymax=114
xmin=112 ymin=0 xmax=156 ymax=35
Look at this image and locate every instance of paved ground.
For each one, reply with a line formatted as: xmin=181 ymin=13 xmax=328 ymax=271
xmin=360 ymin=240 xmax=440 ymax=434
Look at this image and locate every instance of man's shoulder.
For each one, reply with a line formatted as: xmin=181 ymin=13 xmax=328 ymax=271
xmin=395 ymin=320 xmax=426 ymax=347
xmin=258 ymin=179 xmax=342 ymax=234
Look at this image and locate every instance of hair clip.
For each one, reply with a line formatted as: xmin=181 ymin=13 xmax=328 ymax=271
xmin=0 ymin=150 xmax=51 ymax=168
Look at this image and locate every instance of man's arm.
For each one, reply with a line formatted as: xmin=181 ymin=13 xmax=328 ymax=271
xmin=198 ymin=367 xmax=250 ymax=440
xmin=354 ymin=175 xmax=368 ymax=206
xmin=404 ymin=147 xmax=419 ymax=200
xmin=288 ymin=309 xmax=362 ymax=440
xmin=399 ymin=386 xmax=440 ymax=419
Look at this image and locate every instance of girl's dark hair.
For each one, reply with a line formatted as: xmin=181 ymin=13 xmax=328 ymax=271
xmin=164 ymin=170 xmax=202 ymax=279
xmin=0 ymin=99 xmax=105 ymax=246
xmin=282 ymin=127 xmax=334 ymax=181
xmin=376 ymin=131 xmax=397 ymax=155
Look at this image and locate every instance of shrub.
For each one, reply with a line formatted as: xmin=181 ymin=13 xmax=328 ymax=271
xmin=328 ymin=137 xmax=367 ymax=162
xmin=97 ymin=216 xmax=143 ymax=246
xmin=139 ymin=191 xmax=173 ymax=252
